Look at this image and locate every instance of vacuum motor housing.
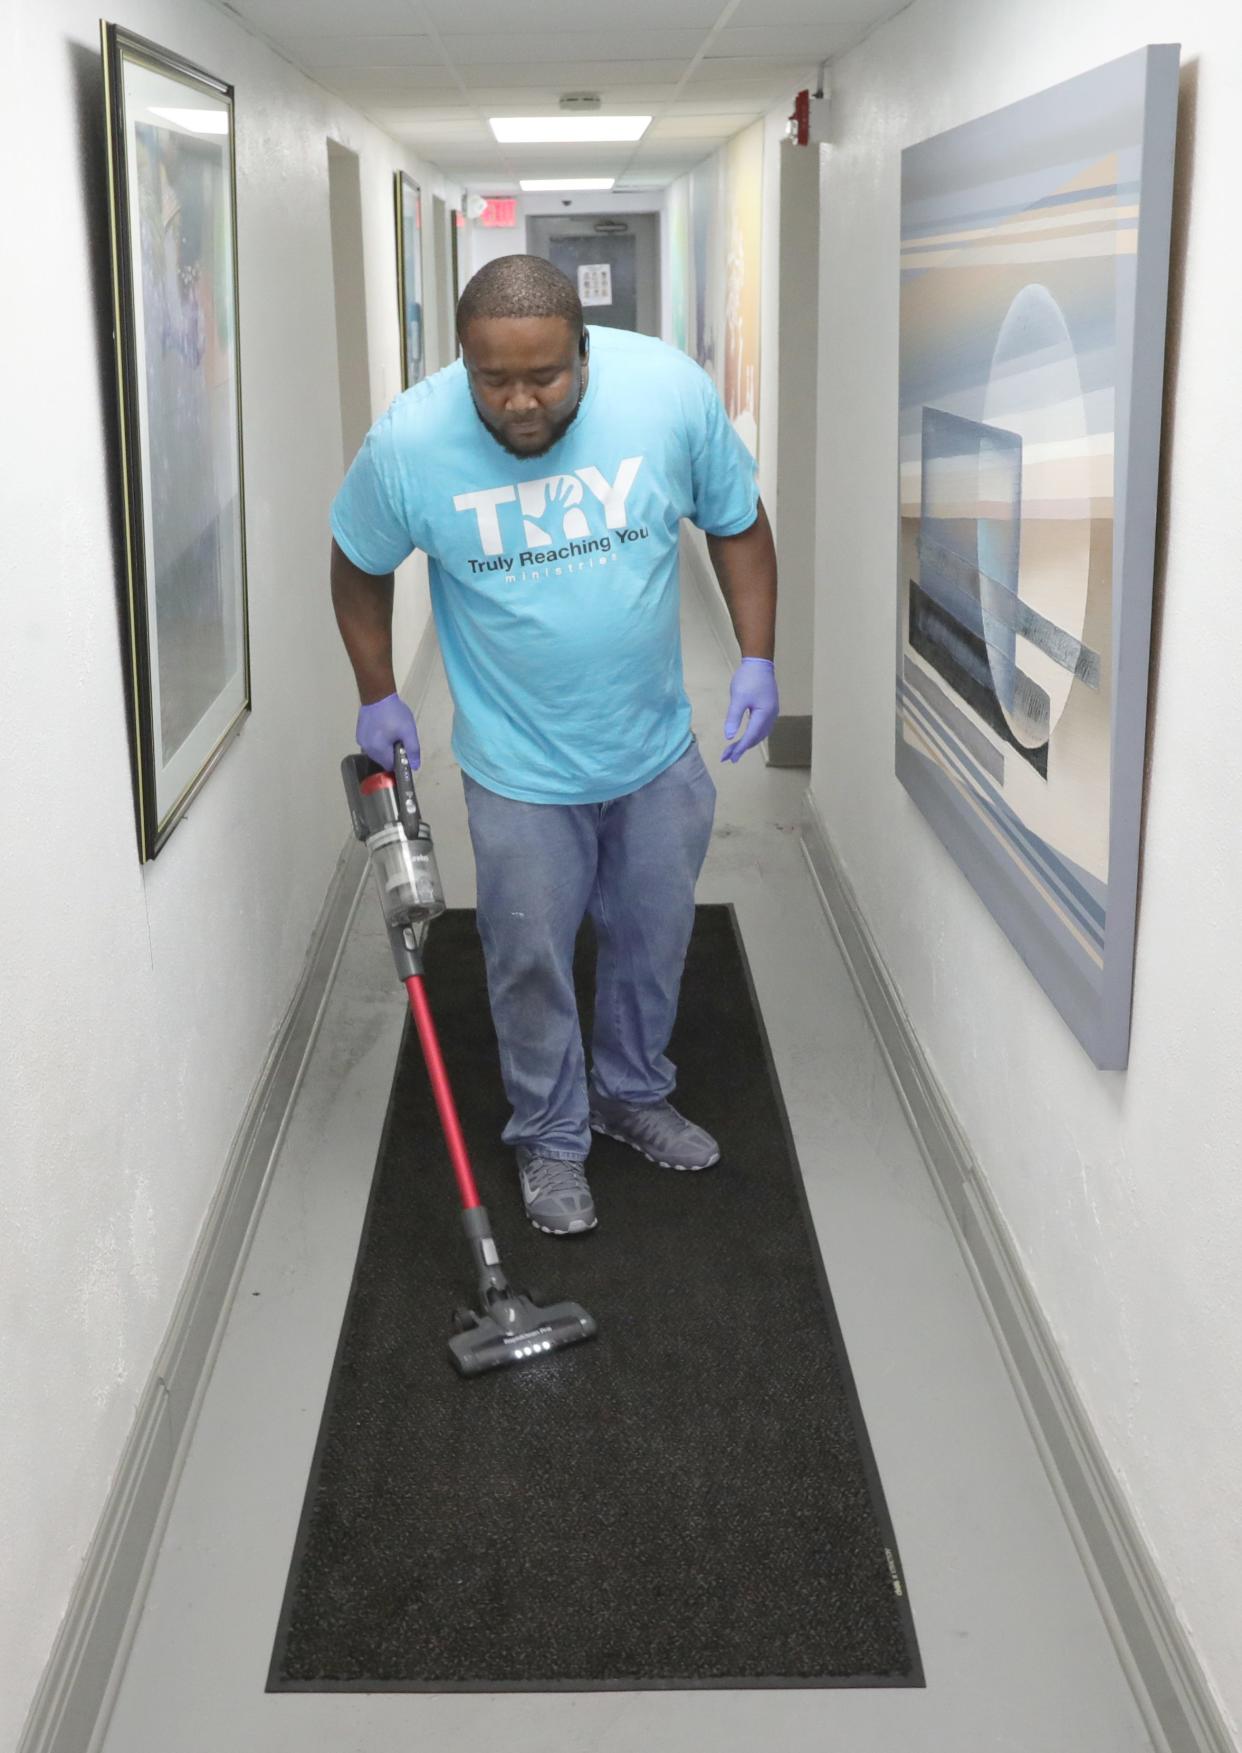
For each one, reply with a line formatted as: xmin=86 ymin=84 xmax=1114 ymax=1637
xmin=342 ymin=746 xmax=445 ymax=976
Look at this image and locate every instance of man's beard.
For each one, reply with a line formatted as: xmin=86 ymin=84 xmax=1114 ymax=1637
xmin=471 ymin=380 xmax=586 ymax=459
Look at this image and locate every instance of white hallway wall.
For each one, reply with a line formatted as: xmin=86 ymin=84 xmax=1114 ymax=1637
xmin=814 ymin=0 xmax=1241 ymax=1734
xmin=0 ymin=2 xmax=445 ymax=1742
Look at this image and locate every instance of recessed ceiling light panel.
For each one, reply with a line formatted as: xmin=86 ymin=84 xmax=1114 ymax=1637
xmin=490 ymin=116 xmax=651 ymax=144
xmin=519 ymin=178 xmax=617 ymax=192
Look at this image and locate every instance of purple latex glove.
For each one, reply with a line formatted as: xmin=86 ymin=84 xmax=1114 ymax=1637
xmin=356 ymin=692 xmax=421 ymax=772
xmin=721 ymin=658 xmax=779 ymax=763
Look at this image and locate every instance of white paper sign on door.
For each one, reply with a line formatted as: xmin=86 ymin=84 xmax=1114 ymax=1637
xmin=577 ymin=263 xmax=613 ymax=307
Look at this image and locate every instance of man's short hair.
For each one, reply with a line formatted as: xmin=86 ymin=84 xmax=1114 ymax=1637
xmin=456 ymin=254 xmax=584 ymax=341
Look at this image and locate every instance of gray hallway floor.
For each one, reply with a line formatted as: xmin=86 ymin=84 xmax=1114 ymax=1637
xmin=98 ymin=573 xmax=1155 ymax=1752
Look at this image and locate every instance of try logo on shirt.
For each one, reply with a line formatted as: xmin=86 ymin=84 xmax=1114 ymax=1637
xmin=453 ymin=456 xmax=644 ymax=561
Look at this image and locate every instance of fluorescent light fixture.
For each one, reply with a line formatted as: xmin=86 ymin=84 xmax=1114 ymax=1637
xmin=520 ymin=178 xmax=616 ymax=192
xmin=150 ymin=106 xmax=229 ymax=134
xmin=490 ymin=115 xmax=650 ymax=144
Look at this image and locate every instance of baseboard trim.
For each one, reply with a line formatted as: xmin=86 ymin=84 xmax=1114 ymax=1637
xmin=800 ymin=789 xmax=1232 ymax=1753
xmin=19 ymin=620 xmax=443 ymax=1753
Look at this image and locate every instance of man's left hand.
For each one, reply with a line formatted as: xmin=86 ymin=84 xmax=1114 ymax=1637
xmin=722 ymin=657 xmax=779 ymax=763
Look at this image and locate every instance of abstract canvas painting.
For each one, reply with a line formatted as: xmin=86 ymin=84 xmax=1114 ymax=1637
xmin=103 ymin=24 xmax=250 ymax=861
xmin=395 ymin=171 xmax=425 ymax=391
xmin=723 ymin=120 xmax=763 ymax=460
xmin=896 ymin=46 xmax=1179 ymax=1068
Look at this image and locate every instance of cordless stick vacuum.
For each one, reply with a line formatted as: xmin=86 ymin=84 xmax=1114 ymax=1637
xmin=342 ymin=743 xmax=598 ymax=1378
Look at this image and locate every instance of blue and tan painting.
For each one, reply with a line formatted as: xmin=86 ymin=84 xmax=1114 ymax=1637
xmin=896 ymin=48 xmax=1177 ymax=1065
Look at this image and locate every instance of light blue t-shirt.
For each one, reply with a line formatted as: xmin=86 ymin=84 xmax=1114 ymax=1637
xmin=330 ymin=324 xmax=758 ymax=804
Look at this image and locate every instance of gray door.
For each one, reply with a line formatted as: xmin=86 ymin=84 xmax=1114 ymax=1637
xmin=526 ymin=213 xmax=660 ymax=337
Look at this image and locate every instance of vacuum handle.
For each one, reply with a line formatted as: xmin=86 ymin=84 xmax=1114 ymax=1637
xmin=347 ymin=740 xmax=421 ymax=838
xmin=393 ymin=740 xmax=422 ymax=838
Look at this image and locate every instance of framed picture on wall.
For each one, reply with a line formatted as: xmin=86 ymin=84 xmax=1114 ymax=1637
xmin=101 ymin=23 xmax=251 ymax=862
xmin=895 ymin=45 xmax=1180 ymax=1068
xmin=450 ymin=206 xmax=462 ymax=340
xmin=395 ymin=171 xmax=425 ymax=389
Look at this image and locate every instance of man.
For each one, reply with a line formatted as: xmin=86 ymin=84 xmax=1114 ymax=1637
xmin=330 ymin=255 xmax=778 ymax=1237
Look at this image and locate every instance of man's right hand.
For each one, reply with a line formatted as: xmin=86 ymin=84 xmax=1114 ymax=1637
xmin=356 ymin=693 xmax=421 ymax=772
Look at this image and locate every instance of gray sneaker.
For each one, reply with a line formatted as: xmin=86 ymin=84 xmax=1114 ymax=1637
xmin=516 ymin=1148 xmax=597 ymax=1236
xmin=588 ymin=1092 xmax=720 ymax=1171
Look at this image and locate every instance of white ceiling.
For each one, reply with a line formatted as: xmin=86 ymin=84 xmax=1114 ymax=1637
xmin=222 ymin=0 xmax=908 ymax=188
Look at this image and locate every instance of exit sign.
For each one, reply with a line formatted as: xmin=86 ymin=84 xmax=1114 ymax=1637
xmin=480 ymin=197 xmax=518 ymax=228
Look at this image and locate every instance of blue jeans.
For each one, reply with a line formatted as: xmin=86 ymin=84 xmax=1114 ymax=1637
xmin=462 ymin=739 xmax=716 ymax=1160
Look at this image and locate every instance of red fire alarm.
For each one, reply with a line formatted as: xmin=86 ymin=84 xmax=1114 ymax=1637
xmin=789 ymin=89 xmax=810 ymax=146
xmin=787 ymin=87 xmax=830 ymax=146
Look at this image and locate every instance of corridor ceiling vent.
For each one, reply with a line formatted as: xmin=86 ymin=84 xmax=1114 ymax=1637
xmin=489 ymin=116 xmax=652 ymax=144
xmin=558 ymin=93 xmax=603 ymax=112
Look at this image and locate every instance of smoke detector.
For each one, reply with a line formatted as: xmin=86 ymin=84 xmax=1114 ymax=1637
xmin=559 ymin=92 xmax=602 ymax=112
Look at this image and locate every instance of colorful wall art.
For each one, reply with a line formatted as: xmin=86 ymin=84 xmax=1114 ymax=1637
xmin=723 ymin=120 xmax=763 ymax=459
xmin=676 ymin=125 xmax=763 ymax=461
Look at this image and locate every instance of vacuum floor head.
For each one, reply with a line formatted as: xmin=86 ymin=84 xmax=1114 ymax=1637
xmin=448 ymin=1291 xmax=597 ymax=1377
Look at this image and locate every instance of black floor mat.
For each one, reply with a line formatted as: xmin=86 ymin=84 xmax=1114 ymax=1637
xmin=269 ymin=905 xmax=923 ymax=1691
